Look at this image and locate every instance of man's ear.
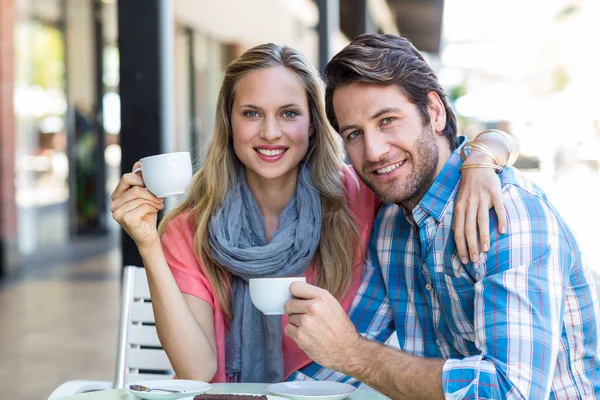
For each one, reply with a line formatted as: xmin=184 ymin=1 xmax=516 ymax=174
xmin=427 ymin=91 xmax=446 ymax=135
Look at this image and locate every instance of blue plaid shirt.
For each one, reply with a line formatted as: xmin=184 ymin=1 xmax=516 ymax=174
xmin=292 ymin=141 xmax=600 ymax=399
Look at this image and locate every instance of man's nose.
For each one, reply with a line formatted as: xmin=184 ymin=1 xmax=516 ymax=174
xmin=259 ymin=117 xmax=283 ymax=141
xmin=364 ymin=132 xmax=390 ymax=162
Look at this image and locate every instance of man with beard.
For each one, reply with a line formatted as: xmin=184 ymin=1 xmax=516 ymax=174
xmin=284 ymin=34 xmax=600 ymax=399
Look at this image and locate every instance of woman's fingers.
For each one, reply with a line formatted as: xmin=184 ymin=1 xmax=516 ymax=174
xmin=453 ymin=203 xmax=469 ymax=264
xmin=477 ymin=203 xmax=490 ymax=253
xmin=118 ymin=203 xmax=160 ymax=240
xmin=464 ymin=200 xmax=480 ymax=263
xmin=110 ymin=185 xmax=163 ymax=213
xmin=492 ymin=192 xmax=507 ymax=234
xmin=111 ymin=172 xmax=145 ymax=201
xmin=111 ymin=162 xmax=146 ymax=201
xmin=112 ymin=198 xmax=162 ymax=225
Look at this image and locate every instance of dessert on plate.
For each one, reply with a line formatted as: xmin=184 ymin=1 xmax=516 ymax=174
xmin=193 ymin=394 xmax=268 ymax=400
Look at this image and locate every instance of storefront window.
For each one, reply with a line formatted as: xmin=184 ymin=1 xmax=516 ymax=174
xmin=103 ymin=43 xmax=122 ymax=222
xmin=14 ymin=16 xmax=69 ymax=254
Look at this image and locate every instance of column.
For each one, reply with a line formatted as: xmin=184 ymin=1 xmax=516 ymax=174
xmin=118 ymin=0 xmax=172 ymax=267
xmin=317 ymin=0 xmax=340 ymax=73
xmin=357 ymin=0 xmax=377 ymax=35
xmin=0 ymin=0 xmax=19 ymax=277
xmin=65 ymin=0 xmax=107 ymax=236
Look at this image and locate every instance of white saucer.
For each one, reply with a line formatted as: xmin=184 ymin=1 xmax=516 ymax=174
xmin=128 ymin=379 xmax=212 ymax=400
xmin=267 ymin=382 xmax=357 ymax=400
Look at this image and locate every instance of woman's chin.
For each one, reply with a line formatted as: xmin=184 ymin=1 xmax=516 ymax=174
xmin=245 ymin=164 xmax=299 ymax=183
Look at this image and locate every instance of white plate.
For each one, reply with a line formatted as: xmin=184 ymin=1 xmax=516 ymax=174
xmin=180 ymin=394 xmax=288 ymax=400
xmin=128 ymin=379 xmax=212 ymax=400
xmin=267 ymin=382 xmax=357 ymax=400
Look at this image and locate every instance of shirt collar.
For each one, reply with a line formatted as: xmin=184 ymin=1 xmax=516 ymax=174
xmin=411 ymin=136 xmax=466 ymax=226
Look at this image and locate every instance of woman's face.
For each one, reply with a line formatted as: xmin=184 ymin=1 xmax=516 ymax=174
xmin=231 ymin=66 xmax=312 ymax=185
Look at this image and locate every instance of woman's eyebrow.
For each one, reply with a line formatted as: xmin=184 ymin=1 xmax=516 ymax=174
xmin=237 ymin=104 xmax=261 ymax=109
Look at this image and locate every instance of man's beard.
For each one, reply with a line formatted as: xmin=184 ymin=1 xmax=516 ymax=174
xmin=357 ymin=125 xmax=440 ymax=208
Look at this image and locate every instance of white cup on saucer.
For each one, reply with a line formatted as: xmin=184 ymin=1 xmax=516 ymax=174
xmin=134 ymin=152 xmax=192 ymax=198
xmin=249 ymin=277 xmax=306 ymax=315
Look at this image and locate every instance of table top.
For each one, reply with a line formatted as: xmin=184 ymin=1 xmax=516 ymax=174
xmin=59 ymin=383 xmax=386 ymax=399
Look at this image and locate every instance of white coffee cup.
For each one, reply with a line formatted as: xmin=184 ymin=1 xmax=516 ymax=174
xmin=134 ymin=152 xmax=192 ymax=198
xmin=249 ymin=277 xmax=307 ymax=315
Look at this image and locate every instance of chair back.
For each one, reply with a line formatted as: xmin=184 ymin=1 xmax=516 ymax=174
xmin=114 ymin=266 xmax=174 ymax=388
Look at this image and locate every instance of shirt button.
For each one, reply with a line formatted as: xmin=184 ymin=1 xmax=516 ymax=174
xmin=425 ymin=283 xmax=433 ymax=291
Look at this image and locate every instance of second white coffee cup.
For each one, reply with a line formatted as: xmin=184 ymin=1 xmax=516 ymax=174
xmin=135 ymin=152 xmax=192 ymax=198
xmin=249 ymin=277 xmax=306 ymax=315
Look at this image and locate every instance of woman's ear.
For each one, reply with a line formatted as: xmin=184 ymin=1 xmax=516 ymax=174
xmin=309 ymin=124 xmax=316 ymax=138
xmin=427 ymin=91 xmax=446 ymax=135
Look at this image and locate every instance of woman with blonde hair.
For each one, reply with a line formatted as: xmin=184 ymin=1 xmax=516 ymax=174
xmin=110 ymin=43 xmax=516 ymax=383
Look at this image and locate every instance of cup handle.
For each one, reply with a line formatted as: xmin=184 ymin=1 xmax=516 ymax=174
xmin=133 ymin=167 xmax=142 ymax=174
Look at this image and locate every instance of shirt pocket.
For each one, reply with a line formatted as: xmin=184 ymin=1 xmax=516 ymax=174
xmin=433 ymin=263 xmax=477 ymax=343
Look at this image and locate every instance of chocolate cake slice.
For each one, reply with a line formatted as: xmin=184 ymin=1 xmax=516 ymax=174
xmin=193 ymin=394 xmax=268 ymax=400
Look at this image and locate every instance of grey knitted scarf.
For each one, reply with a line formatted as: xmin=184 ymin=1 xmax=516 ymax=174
xmin=208 ymin=164 xmax=322 ymax=382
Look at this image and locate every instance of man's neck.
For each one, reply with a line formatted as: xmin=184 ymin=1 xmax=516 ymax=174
xmin=400 ymin=142 xmax=453 ymax=219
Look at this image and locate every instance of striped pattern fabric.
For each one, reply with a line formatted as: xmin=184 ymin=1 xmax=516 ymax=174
xmin=292 ymin=140 xmax=600 ymax=399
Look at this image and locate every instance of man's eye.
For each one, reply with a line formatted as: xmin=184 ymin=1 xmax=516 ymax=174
xmin=347 ymin=130 xmax=362 ymax=141
xmin=381 ymin=117 xmax=395 ymax=125
xmin=282 ymin=110 xmax=298 ymax=118
xmin=243 ymin=110 xmax=259 ymax=118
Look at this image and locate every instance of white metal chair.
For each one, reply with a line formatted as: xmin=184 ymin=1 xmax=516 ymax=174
xmin=48 ymin=266 xmax=174 ymax=399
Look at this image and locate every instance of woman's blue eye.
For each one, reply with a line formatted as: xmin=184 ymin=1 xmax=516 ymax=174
xmin=283 ymin=110 xmax=297 ymax=118
xmin=381 ymin=117 xmax=395 ymax=125
xmin=244 ymin=110 xmax=259 ymax=118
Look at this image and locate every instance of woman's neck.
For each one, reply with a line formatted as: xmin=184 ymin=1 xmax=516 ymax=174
xmin=245 ymin=168 xmax=299 ymax=242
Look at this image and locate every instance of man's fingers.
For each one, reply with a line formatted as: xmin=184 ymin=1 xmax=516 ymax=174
xmin=289 ymin=281 xmax=322 ymax=300
xmin=284 ymin=323 xmax=297 ymax=340
xmin=285 ymin=297 xmax=320 ymax=316
xmin=284 ymin=298 xmax=305 ymax=315
xmin=285 ymin=283 xmax=326 ymax=315
xmin=287 ymin=313 xmax=308 ymax=328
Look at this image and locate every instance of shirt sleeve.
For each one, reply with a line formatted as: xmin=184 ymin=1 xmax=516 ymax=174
xmin=160 ymin=213 xmax=215 ymax=307
xmin=290 ymin=243 xmax=395 ymax=387
xmin=441 ymin=185 xmax=575 ymax=399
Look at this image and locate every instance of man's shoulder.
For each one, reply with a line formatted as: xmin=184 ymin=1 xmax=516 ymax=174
xmin=500 ymin=167 xmax=549 ymax=202
xmin=497 ymin=167 xmax=581 ymax=253
xmin=499 ymin=167 xmax=555 ymax=217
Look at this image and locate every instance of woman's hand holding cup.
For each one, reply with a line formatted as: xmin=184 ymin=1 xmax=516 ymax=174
xmin=110 ymin=161 xmax=165 ymax=249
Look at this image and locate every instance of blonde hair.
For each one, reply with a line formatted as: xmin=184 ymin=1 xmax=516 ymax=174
xmin=159 ymin=43 xmax=360 ymax=318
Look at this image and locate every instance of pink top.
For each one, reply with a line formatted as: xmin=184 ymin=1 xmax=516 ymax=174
xmin=161 ymin=166 xmax=379 ymax=383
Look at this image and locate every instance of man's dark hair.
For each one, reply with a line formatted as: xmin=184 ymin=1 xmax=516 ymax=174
xmin=323 ymin=34 xmax=459 ymax=150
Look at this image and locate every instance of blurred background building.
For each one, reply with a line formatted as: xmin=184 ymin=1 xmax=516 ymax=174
xmin=0 ymin=0 xmax=598 ymax=398
xmin=0 ymin=0 xmax=447 ymax=277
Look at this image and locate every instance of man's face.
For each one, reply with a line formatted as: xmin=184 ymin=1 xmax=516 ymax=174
xmin=333 ymin=83 xmax=448 ymax=208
